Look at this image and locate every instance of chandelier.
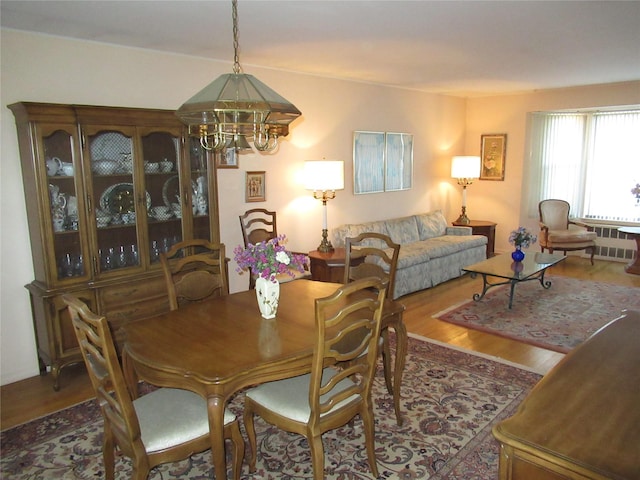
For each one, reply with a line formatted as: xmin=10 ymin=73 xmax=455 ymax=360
xmin=176 ymin=0 xmax=301 ymax=152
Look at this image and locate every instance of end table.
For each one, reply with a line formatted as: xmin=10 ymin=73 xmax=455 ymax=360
xmin=452 ymin=220 xmax=496 ymax=258
xmin=308 ymin=248 xmax=364 ymax=283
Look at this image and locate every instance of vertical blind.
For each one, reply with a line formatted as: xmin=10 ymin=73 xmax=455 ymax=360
xmin=526 ymin=109 xmax=640 ymax=223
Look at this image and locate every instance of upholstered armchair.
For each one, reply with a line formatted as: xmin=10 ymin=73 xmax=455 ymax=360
xmin=538 ymin=199 xmax=597 ymax=264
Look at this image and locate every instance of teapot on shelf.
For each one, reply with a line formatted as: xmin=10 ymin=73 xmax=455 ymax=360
xmin=46 ymin=157 xmax=62 ymax=177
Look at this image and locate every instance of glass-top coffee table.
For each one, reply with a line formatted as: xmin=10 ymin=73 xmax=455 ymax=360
xmin=462 ymin=252 xmax=566 ymax=309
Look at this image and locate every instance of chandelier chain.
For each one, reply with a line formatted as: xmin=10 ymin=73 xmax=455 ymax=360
xmin=232 ymin=0 xmax=240 ymax=74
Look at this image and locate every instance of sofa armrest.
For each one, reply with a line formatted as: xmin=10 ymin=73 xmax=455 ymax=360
xmin=446 ymin=226 xmax=472 ymax=236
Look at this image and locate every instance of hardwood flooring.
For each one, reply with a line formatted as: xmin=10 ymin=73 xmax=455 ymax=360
xmin=2 ymin=256 xmax=638 ymax=430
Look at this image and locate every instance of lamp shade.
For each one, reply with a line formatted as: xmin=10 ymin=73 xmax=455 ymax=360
xmin=304 ymin=161 xmax=345 ymax=191
xmin=451 ymin=156 xmax=481 ymax=179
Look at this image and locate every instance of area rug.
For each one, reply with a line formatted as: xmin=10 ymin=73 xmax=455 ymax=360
xmin=1 ymin=336 xmax=541 ymax=479
xmin=435 ymin=276 xmax=640 ymax=353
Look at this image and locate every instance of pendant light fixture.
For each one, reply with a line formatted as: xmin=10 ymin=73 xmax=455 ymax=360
xmin=176 ymin=0 xmax=301 ymax=153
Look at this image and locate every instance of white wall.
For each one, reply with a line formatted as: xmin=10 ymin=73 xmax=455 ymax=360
xmin=464 ymin=82 xmax=640 ymax=253
xmin=1 ymin=30 xmax=467 ymax=385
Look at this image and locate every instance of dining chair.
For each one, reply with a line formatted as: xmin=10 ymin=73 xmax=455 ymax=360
xmin=539 ymin=199 xmax=597 ymax=264
xmin=243 ymin=277 xmax=387 ymax=480
xmin=160 ymin=239 xmax=229 ymax=310
xmin=62 ymin=294 xmax=244 ymax=480
xmin=239 ymin=208 xmax=310 ymax=289
xmin=343 ymin=231 xmax=407 ymax=425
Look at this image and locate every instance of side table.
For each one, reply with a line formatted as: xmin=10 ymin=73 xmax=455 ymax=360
xmin=308 ymin=248 xmax=364 ymax=283
xmin=453 ymin=220 xmax=496 ymax=258
xmin=618 ymin=226 xmax=640 ymax=275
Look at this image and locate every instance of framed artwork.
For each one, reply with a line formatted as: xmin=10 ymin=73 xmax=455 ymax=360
xmin=353 ymin=131 xmax=413 ymax=194
xmin=385 ymin=132 xmax=413 ymax=191
xmin=353 ymin=131 xmax=385 ymax=194
xmin=245 ymin=171 xmax=266 ymax=202
xmin=480 ymin=133 xmax=507 ymax=180
xmin=216 ymin=148 xmax=238 ymax=169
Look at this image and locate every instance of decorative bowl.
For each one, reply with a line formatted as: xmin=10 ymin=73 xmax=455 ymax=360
xmin=92 ymin=160 xmax=119 ymax=175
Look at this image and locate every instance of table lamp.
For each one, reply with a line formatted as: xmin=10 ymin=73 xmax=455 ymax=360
xmin=304 ymin=160 xmax=344 ymax=252
xmin=451 ymin=155 xmax=481 ymax=224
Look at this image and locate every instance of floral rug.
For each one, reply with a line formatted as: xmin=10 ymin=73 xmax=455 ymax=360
xmin=1 ymin=336 xmax=541 ymax=479
xmin=435 ymin=276 xmax=640 ymax=353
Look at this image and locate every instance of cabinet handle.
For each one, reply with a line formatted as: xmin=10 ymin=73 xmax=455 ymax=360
xmin=92 ymin=255 xmax=98 ymax=275
xmin=86 ymin=194 xmax=92 ymax=212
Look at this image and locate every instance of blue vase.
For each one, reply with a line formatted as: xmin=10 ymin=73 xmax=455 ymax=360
xmin=511 ymin=247 xmax=525 ymax=262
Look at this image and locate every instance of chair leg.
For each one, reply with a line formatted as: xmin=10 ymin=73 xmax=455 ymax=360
xmin=308 ymin=433 xmax=325 ymax=480
xmin=243 ymin=401 xmax=258 ymax=472
xmin=380 ymin=328 xmax=393 ymax=396
xmin=103 ymin=426 xmax=115 ymax=480
xmin=361 ymin=403 xmax=379 ymax=478
xmin=588 ymin=246 xmax=595 ymax=265
xmin=226 ymin=420 xmax=245 ymax=480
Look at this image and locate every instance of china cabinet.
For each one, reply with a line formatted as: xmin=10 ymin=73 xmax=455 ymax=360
xmin=9 ymin=102 xmax=220 ymax=390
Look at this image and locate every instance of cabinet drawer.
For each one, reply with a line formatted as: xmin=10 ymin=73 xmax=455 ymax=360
xmin=100 ymin=274 xmax=167 ymax=308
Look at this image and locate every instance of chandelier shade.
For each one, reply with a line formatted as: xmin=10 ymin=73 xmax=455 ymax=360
xmin=175 ymin=0 xmax=301 ymax=152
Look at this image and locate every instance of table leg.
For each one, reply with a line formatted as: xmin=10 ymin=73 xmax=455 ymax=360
xmin=508 ymin=280 xmax=517 ymax=309
xmin=207 ymin=395 xmax=229 ymax=480
xmin=392 ymin=315 xmax=407 ymax=426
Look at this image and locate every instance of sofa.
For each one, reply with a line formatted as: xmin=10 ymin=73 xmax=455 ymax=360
xmin=332 ymin=210 xmax=487 ymax=299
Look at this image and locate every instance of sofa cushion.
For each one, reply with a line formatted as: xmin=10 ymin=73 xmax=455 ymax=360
xmin=396 ymin=242 xmax=432 ymax=269
xmin=415 ymin=210 xmax=448 ymax=240
xmin=385 ymin=216 xmax=420 ymax=244
xmin=332 ymin=220 xmax=388 ymax=248
xmin=420 ymin=235 xmax=487 ymax=259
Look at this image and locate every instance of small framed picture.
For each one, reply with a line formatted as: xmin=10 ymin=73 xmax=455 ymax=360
xmin=216 ymin=148 xmax=238 ymax=169
xmin=480 ymin=134 xmax=507 ymax=181
xmin=246 ymin=171 xmax=266 ymax=202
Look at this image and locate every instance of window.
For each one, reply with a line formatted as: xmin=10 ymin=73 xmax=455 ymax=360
xmin=525 ymin=108 xmax=640 ymax=224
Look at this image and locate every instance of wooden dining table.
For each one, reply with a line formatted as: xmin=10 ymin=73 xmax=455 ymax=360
xmin=121 ymin=279 xmax=366 ymax=479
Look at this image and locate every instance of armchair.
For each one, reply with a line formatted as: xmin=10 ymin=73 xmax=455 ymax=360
xmin=539 ymin=199 xmax=597 ymax=265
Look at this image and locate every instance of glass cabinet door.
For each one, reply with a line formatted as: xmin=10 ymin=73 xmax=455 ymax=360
xmin=85 ymin=127 xmax=142 ymax=275
xmin=139 ymin=128 xmax=183 ymax=264
xmin=188 ymin=136 xmax=213 ymax=241
xmin=41 ymin=125 xmax=88 ymax=282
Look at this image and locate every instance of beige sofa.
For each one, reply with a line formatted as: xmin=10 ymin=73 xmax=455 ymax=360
xmin=332 ymin=210 xmax=487 ymax=299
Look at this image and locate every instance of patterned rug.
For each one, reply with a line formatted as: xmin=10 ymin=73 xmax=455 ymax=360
xmin=435 ymin=276 xmax=640 ymax=353
xmin=1 ymin=336 xmax=541 ymax=480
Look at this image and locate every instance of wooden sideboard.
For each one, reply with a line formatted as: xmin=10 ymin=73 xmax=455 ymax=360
xmin=492 ymin=309 xmax=640 ymax=480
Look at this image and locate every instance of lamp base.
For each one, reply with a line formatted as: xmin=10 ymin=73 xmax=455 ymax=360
xmin=455 ymin=206 xmax=470 ymax=225
xmin=317 ymin=229 xmax=334 ymax=253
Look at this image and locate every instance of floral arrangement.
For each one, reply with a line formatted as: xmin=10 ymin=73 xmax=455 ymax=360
xmin=508 ymin=226 xmax=537 ymax=249
xmin=233 ymin=235 xmax=307 ymax=283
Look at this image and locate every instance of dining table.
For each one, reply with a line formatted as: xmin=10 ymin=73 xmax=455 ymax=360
xmin=121 ymin=279 xmax=388 ymax=479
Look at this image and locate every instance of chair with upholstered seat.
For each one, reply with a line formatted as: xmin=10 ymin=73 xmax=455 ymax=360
xmin=343 ymin=232 xmax=407 ymax=425
xmin=243 ymin=277 xmax=387 ymax=480
xmin=160 ymin=239 xmax=228 ymax=311
xmin=239 ymin=208 xmax=310 ymax=289
xmin=539 ymin=199 xmax=597 ymax=264
xmin=62 ymin=294 xmax=244 ymax=480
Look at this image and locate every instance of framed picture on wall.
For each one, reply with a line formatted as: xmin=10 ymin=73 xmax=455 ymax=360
xmin=353 ymin=131 xmax=413 ymax=194
xmin=480 ymin=133 xmax=507 ymax=180
xmin=246 ymin=171 xmax=266 ymax=202
xmin=216 ymin=148 xmax=239 ymax=169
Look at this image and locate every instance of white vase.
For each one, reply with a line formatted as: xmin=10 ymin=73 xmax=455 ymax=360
xmin=255 ymin=276 xmax=280 ymax=319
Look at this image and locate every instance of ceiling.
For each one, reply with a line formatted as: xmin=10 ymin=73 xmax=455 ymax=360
xmin=2 ymin=0 xmax=639 ymax=98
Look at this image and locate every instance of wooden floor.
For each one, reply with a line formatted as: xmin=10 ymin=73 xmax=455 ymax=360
xmin=2 ymin=256 xmax=639 ymax=430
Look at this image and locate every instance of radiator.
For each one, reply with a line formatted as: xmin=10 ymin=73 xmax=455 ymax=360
xmin=584 ymin=225 xmax=636 ymax=263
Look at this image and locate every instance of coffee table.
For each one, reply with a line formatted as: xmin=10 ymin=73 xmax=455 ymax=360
xmin=462 ymin=252 xmax=566 ymax=309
